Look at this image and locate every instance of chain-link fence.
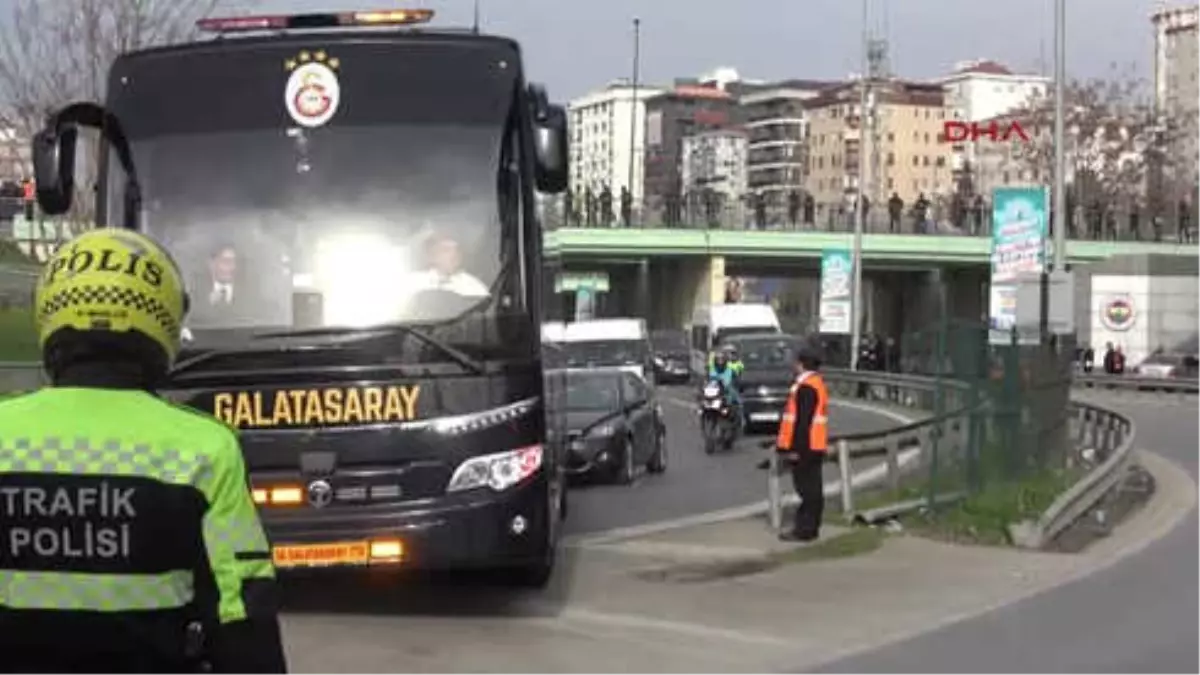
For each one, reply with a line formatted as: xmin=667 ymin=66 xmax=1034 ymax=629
xmin=867 ymin=317 xmax=1077 ymax=510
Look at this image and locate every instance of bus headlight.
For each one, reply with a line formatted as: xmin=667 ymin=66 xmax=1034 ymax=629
xmin=447 ymin=445 xmax=543 ymax=493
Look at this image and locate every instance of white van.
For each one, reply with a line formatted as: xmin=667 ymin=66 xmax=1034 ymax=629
xmin=558 ymin=318 xmax=653 ymax=380
xmin=690 ymin=303 xmax=782 ymax=354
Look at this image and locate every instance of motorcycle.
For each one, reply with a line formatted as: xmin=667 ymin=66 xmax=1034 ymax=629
xmin=699 ymin=378 xmax=739 ymax=454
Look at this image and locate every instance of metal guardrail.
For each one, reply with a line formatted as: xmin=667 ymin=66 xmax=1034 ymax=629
xmin=763 ymin=368 xmax=1141 ymax=548
xmin=1009 ymin=402 xmax=1137 ymax=549
xmin=1073 ymin=373 xmax=1198 ymax=394
xmin=765 ymin=369 xmax=974 ymax=532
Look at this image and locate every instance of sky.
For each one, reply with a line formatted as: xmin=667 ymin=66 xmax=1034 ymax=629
xmin=233 ymin=0 xmax=1169 ymax=100
xmin=0 ymin=0 xmax=1171 ymax=101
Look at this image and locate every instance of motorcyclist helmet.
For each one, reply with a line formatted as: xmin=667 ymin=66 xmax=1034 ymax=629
xmin=712 ymin=352 xmax=728 ymax=371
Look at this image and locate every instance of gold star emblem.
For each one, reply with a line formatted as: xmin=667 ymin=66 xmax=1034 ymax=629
xmin=285 ymin=50 xmax=338 ymax=71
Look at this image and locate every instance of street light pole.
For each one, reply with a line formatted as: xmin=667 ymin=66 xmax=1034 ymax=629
xmin=471 ymin=0 xmax=480 ymax=33
xmin=1052 ymin=0 xmax=1066 ymax=272
xmin=849 ymin=0 xmax=869 ymax=371
xmin=627 ymin=17 xmax=641 ymax=226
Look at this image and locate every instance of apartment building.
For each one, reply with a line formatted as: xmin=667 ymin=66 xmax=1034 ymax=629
xmin=1152 ymin=4 xmax=1199 ymax=191
xmin=936 ymin=60 xmax=1049 ymax=123
xmin=642 ymin=84 xmax=738 ymax=222
xmin=567 ymin=81 xmax=665 ymax=205
xmin=803 ymin=79 xmax=951 ymax=219
xmin=737 ymin=80 xmax=836 ymax=223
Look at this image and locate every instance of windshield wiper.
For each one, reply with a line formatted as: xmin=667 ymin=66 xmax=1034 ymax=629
xmin=170 ymin=345 xmax=304 ymax=378
xmin=253 ymin=324 xmax=485 ymax=375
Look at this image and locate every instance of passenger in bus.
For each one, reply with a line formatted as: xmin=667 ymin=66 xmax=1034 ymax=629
xmin=407 ymin=233 xmax=490 ymax=298
xmin=188 ymin=242 xmax=283 ymax=327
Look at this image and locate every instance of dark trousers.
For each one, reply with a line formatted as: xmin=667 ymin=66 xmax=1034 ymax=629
xmin=790 ymin=450 xmax=826 ymax=536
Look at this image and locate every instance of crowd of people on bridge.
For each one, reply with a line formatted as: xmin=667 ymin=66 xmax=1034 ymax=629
xmin=554 ymin=185 xmax=1199 ymax=245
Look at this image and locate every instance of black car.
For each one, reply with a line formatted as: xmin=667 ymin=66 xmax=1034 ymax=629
xmin=556 ymin=368 xmax=666 ymax=483
xmin=651 ymin=329 xmax=694 ymax=384
xmin=722 ymin=333 xmax=803 ymax=433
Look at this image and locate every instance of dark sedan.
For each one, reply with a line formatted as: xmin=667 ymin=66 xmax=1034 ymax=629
xmin=721 ymin=333 xmax=803 ymax=433
xmin=651 ymin=329 xmax=695 ymax=384
xmin=555 ymin=368 xmax=667 ymax=483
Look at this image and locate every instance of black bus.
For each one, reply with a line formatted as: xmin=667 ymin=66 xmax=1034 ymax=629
xmin=31 ymin=9 xmax=570 ymax=587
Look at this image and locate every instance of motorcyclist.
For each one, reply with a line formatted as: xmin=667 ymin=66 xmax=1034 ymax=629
xmin=706 ymin=351 xmax=742 ymax=416
xmin=0 ymin=229 xmax=287 ymax=673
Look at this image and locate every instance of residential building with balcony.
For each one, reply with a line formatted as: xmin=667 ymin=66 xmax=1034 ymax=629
xmin=737 ymin=80 xmax=836 ymax=224
xmin=567 ymin=81 xmax=665 ymax=208
xmin=803 ymin=79 xmax=952 ymax=223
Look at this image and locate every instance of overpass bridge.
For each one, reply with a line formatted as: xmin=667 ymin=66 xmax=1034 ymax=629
xmin=543 ymin=227 xmax=1198 ymax=337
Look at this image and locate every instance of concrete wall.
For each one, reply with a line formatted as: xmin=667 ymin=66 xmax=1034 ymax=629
xmin=1079 ymin=254 xmax=1199 ymax=364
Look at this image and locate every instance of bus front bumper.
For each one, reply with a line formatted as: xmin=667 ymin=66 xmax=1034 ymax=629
xmin=259 ymin=474 xmax=552 ymax=572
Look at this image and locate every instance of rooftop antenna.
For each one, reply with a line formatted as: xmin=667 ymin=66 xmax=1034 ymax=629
xmin=472 ymin=0 xmax=480 ymax=34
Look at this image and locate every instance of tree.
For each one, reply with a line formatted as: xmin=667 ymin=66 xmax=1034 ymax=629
xmin=1008 ymin=64 xmax=1198 ymax=223
xmin=0 ymin=0 xmax=239 ymax=221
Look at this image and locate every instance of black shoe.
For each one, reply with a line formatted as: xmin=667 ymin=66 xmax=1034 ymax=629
xmin=778 ymin=530 xmax=819 ymax=543
xmin=756 ymin=459 xmax=771 ymax=470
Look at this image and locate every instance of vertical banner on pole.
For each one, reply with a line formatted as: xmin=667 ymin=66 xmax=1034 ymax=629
xmin=819 ymin=248 xmax=853 ymax=335
xmin=988 ymin=186 xmax=1048 ymax=345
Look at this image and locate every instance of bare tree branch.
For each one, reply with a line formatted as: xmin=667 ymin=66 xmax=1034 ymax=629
xmin=0 ymin=0 xmax=248 ymax=221
xmin=1004 ymin=63 xmax=1197 ymax=216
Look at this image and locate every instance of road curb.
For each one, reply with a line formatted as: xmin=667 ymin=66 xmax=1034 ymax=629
xmin=566 ymin=399 xmax=921 ymax=547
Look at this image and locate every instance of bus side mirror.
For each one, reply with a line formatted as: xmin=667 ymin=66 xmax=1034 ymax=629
xmin=31 ymin=124 xmax=78 ymax=216
xmin=533 ymin=104 xmax=568 ymax=194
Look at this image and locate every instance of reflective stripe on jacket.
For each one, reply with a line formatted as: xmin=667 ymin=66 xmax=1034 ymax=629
xmin=0 ymin=388 xmax=285 ymax=671
xmin=774 ymin=370 xmax=829 ymax=452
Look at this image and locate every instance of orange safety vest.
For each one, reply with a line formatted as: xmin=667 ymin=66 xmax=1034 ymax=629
xmin=775 ymin=371 xmax=829 ymax=453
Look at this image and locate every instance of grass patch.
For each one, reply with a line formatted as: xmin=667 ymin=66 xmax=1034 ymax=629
xmin=0 ymin=309 xmax=38 ymax=362
xmin=899 ymin=468 xmax=1082 ymax=546
xmin=770 ymin=526 xmax=885 ymax=565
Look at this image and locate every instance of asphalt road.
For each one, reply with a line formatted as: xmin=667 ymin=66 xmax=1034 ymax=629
xmin=817 ymin=394 xmax=1199 ymax=674
xmin=564 ymin=386 xmax=906 ymax=536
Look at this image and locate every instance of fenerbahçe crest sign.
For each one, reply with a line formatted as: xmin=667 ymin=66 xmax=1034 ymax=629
xmin=1100 ymin=296 xmax=1135 ymax=332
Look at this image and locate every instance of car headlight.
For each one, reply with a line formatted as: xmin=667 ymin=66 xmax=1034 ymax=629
xmin=588 ymin=423 xmax=618 ymax=437
xmin=654 ymin=356 xmax=665 ymax=368
xmin=446 ymin=445 xmax=543 ymax=493
xmin=757 ymin=385 xmax=770 ymax=396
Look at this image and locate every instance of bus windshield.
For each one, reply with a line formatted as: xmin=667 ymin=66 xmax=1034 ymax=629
xmin=104 ymin=38 xmax=524 ymax=342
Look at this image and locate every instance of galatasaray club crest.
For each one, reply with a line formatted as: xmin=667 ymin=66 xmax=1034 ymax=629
xmin=284 ymin=50 xmax=341 ymax=128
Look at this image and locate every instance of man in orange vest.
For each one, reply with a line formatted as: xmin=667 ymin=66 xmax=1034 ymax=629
xmin=774 ymin=343 xmax=829 ymax=542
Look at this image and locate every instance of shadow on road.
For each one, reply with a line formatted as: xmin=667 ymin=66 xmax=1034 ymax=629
xmin=278 ymin=546 xmax=586 ymax=619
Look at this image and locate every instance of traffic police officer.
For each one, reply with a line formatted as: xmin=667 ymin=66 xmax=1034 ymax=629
xmin=0 ymin=229 xmax=287 ymax=672
xmin=774 ymin=343 xmax=829 ymax=542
